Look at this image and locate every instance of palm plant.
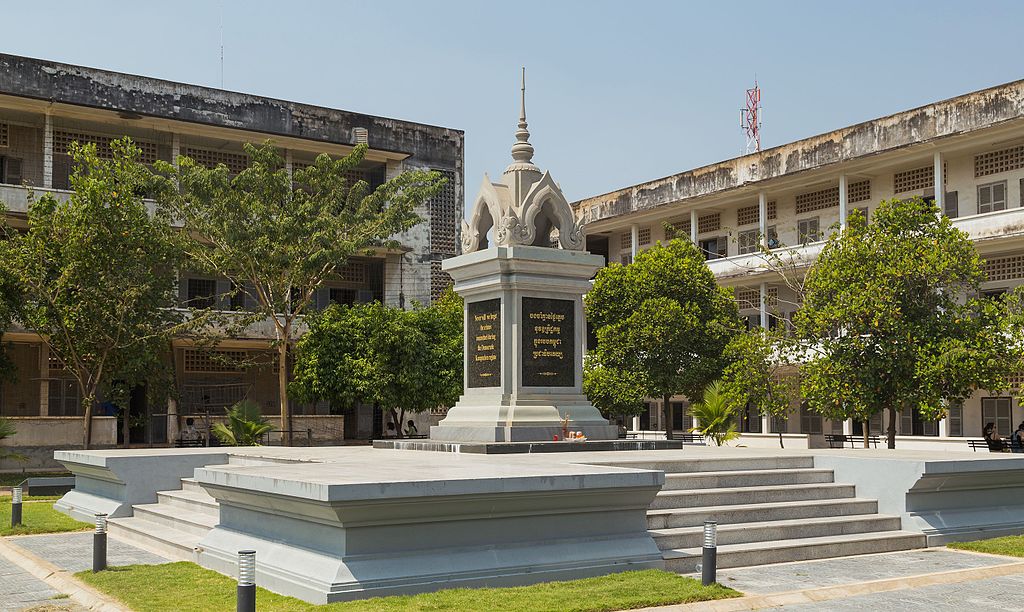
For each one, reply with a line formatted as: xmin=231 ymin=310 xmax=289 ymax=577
xmin=211 ymin=400 xmax=274 ymax=446
xmin=0 ymin=416 xmax=27 ymax=462
xmin=689 ymin=381 xmax=740 ymax=447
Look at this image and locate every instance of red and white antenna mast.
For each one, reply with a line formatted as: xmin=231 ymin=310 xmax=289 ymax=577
xmin=741 ymin=80 xmax=762 ymax=154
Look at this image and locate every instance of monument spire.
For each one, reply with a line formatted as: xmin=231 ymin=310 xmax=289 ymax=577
xmin=505 ymin=67 xmax=539 ymax=174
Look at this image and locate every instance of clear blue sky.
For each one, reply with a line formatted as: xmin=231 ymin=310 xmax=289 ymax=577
xmin=4 ymin=1 xmax=1022 ymax=208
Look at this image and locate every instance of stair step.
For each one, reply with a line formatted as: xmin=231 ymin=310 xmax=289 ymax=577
xmin=648 ymin=497 xmax=879 ymax=529
xmin=651 ymin=483 xmax=855 ymax=509
xmin=662 ymin=530 xmax=926 ymax=573
xmin=108 ymin=516 xmax=202 ymax=562
xmin=179 ymin=477 xmax=207 ymax=494
xmin=650 ymin=514 xmax=902 ymax=549
xmin=156 ymin=488 xmax=219 ymax=515
xmin=663 ymin=468 xmax=834 ymax=490
xmin=132 ymin=503 xmax=218 ymax=537
xmin=600 ymin=455 xmax=815 ymax=474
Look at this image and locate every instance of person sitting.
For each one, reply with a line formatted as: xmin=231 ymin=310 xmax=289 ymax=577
xmin=1010 ymin=423 xmax=1024 ymax=453
xmin=404 ymin=420 xmax=419 ymax=437
xmin=385 ymin=421 xmax=397 ymax=438
xmin=180 ymin=417 xmax=202 ymax=445
xmin=983 ymin=422 xmax=1005 ymax=452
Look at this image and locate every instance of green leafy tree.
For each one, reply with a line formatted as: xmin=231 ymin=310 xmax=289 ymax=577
xmin=1 ymin=139 xmax=184 ymax=449
xmin=688 ymin=381 xmax=740 ymax=447
xmin=796 ymin=199 xmax=1012 ymax=448
xmin=211 ymin=400 xmax=273 ymax=446
xmin=720 ymin=328 xmax=799 ymax=448
xmin=585 ymin=239 xmax=741 ymax=439
xmin=158 ymin=142 xmax=445 ymax=444
xmin=582 ymin=360 xmax=648 ymax=419
xmin=290 ymin=289 xmax=463 ymax=437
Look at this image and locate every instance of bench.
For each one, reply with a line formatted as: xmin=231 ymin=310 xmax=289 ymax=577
xmin=969 ymin=438 xmax=1024 ymax=452
xmin=825 ymin=433 xmax=880 ymax=449
xmin=174 ymin=437 xmax=206 ymax=448
xmin=22 ymin=476 xmax=76 ymax=496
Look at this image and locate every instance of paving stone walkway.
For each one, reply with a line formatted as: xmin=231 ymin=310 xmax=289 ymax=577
xmin=10 ymin=532 xmax=169 ymax=573
xmin=0 ymin=552 xmax=81 ymax=612
xmin=710 ymin=548 xmax=1008 ymax=594
xmin=778 ymin=572 xmax=1024 ymax=611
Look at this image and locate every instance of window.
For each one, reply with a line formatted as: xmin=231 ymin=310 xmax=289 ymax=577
xmin=983 ymin=288 xmax=1008 ymax=301
xmin=638 ymin=227 xmax=651 ymax=246
xmin=229 ymin=281 xmax=246 ymax=311
xmin=770 ymin=414 xmax=788 ymax=434
xmin=831 ymin=419 xmax=845 ymax=434
xmin=797 ymin=218 xmax=820 ymax=244
xmin=186 ymin=278 xmax=217 ymax=309
xmin=978 ymin=181 xmax=1007 ymax=214
xmin=948 ymin=401 xmax=963 ymax=437
xmin=48 ymin=379 xmax=81 ymax=416
xmin=943 ymin=191 xmax=959 ymax=218
xmin=800 ymin=401 xmax=822 ymax=434
xmin=620 ymin=231 xmax=632 ymax=252
xmin=737 ymin=226 xmax=778 ymax=254
xmin=620 ymin=253 xmax=632 ymax=265
xmin=981 ymin=397 xmax=1012 ymax=438
xmin=699 ymin=237 xmax=728 ymax=260
xmin=0 ymin=156 xmax=23 ymax=185
xmin=329 ymin=287 xmax=356 ymax=306
xmin=697 ymin=213 xmax=721 ymax=234
xmin=740 ymin=402 xmax=761 ymax=433
xmin=670 ymin=401 xmax=692 ymax=431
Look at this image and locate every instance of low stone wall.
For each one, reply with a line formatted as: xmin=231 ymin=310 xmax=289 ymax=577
xmin=1 ymin=417 xmax=117 ymax=470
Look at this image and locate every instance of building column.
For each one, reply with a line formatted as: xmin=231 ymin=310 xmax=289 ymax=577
xmin=759 ymin=282 xmax=768 ymax=329
xmin=171 ymin=133 xmax=180 ymax=166
xmin=690 ymin=209 xmax=698 ymax=243
xmin=167 ymin=397 xmax=179 ymax=443
xmin=632 ymin=415 xmax=640 ymax=432
xmin=842 ymin=419 xmax=853 ymax=436
xmin=284 ymin=149 xmax=293 ymax=181
xmin=43 ymin=112 xmax=53 ymax=189
xmin=938 ymin=416 xmax=948 ymax=437
xmin=630 ymin=224 xmax=639 ymax=260
xmin=38 ymin=344 xmax=49 ymax=416
xmin=838 ymin=174 xmax=848 ymax=229
xmin=758 ymin=191 xmax=768 ymax=248
xmin=761 ymin=414 xmax=770 ymax=434
xmin=933 ymin=151 xmax=945 ymax=213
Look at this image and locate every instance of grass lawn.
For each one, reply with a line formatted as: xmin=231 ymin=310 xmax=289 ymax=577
xmin=78 ymin=562 xmax=740 ymax=612
xmin=0 ymin=498 xmax=92 ymax=536
xmin=0 ymin=471 xmax=72 ymax=487
xmin=949 ymin=535 xmax=1024 ymax=558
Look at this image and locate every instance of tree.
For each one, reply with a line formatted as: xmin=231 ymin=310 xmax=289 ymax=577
xmin=720 ymin=328 xmax=799 ymax=448
xmin=1 ymin=139 xmax=184 ymax=449
xmin=582 ymin=360 xmax=648 ymax=419
xmin=0 ymin=416 xmax=27 ymax=463
xmin=0 ymin=256 xmax=20 ymax=380
xmin=290 ymin=289 xmax=463 ymax=437
xmin=211 ymin=400 xmax=274 ymax=446
xmin=585 ymin=238 xmax=741 ymax=439
xmin=159 ymin=142 xmax=445 ymax=444
xmin=688 ymin=381 xmax=740 ymax=447
xmin=796 ymin=199 xmax=1012 ymax=448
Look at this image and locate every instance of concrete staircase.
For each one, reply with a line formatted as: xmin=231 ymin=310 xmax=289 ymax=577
xmin=105 ymin=454 xmax=289 ymax=561
xmin=619 ymin=455 xmax=926 ymax=572
xmin=105 ymin=453 xmax=927 ymax=572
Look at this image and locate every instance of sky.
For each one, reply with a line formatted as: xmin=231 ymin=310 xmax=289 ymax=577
xmin=4 ymin=1 xmax=1024 ymax=210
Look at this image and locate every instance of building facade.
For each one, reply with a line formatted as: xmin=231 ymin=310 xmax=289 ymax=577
xmin=0 ymin=54 xmax=463 ymax=454
xmin=574 ymin=79 xmax=1024 ymax=448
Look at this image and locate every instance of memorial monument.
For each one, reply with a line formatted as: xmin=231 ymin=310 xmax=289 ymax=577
xmin=431 ymin=70 xmax=618 ymax=443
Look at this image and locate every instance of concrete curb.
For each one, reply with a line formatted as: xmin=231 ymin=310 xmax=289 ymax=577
xmin=637 ymin=558 xmax=1024 ymax=611
xmin=0 ymin=536 xmax=131 ymax=612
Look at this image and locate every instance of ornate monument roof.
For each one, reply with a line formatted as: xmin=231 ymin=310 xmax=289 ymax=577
xmin=461 ymin=69 xmax=585 ymax=253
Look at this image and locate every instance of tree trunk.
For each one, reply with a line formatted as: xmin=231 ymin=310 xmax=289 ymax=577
xmin=863 ymin=421 xmax=869 ymax=449
xmin=663 ymin=395 xmax=673 ymax=440
xmin=120 ymin=406 xmax=130 ymax=449
xmin=886 ymin=406 xmax=897 ymax=449
xmin=389 ymin=408 xmax=403 ymax=439
xmin=278 ymin=339 xmax=292 ymax=446
xmin=778 ymin=429 xmax=784 ymax=449
xmin=82 ymin=385 xmax=95 ymax=451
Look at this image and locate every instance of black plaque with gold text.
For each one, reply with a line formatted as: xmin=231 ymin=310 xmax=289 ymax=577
xmin=521 ymin=297 xmax=575 ymax=387
xmin=467 ymin=299 xmax=501 ymax=388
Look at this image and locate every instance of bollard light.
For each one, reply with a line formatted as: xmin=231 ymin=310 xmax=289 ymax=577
xmin=93 ymin=513 xmax=108 ymax=572
xmin=701 ymin=520 xmax=717 ymax=586
xmin=11 ymin=486 xmax=23 ymax=527
xmin=237 ymin=550 xmax=256 ymax=612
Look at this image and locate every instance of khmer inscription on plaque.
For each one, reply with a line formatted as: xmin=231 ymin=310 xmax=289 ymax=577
xmin=467 ymin=298 xmax=501 ymax=388
xmin=521 ymin=297 xmax=575 ymax=387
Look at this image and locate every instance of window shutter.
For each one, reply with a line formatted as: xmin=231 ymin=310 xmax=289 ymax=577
xmin=900 ymin=410 xmax=913 ymax=435
xmin=52 ymin=155 xmax=72 ymax=190
xmin=1 ymin=157 xmax=22 ymax=185
xmin=944 ymin=191 xmax=958 ymax=218
xmin=244 ymin=283 xmax=259 ymax=310
xmin=316 ymin=288 xmax=331 ymax=310
xmin=717 ymin=238 xmax=728 ymax=258
xmin=178 ymin=275 xmax=190 ymax=305
xmin=215 ymin=280 xmax=231 ymax=310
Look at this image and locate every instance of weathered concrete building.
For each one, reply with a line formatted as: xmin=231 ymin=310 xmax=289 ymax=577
xmin=575 ymin=79 xmax=1024 ymax=450
xmin=0 ymin=54 xmax=463 ymax=456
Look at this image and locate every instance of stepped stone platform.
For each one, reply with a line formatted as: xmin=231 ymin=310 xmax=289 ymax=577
xmin=372 ymin=438 xmax=688 ymax=453
xmin=51 ymin=445 xmax=1024 ymax=604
